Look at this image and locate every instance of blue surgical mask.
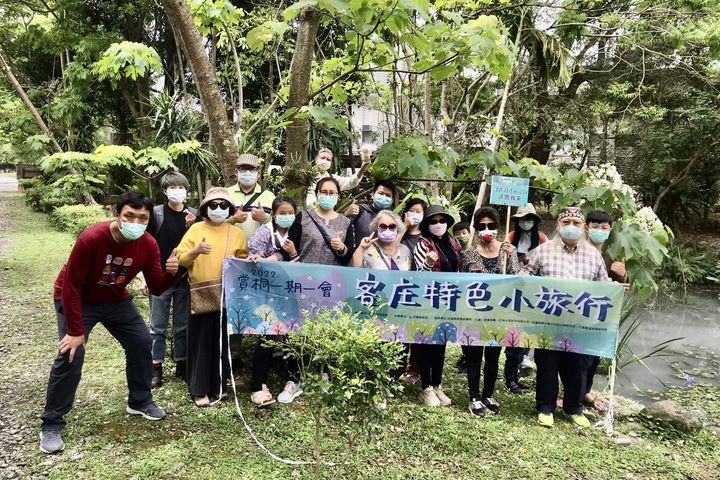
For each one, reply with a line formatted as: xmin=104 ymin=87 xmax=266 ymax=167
xmin=519 ymin=220 xmax=534 ymax=231
xmin=407 ymin=212 xmax=423 ymax=225
xmin=559 ymin=225 xmax=583 ymax=241
xmin=588 ymin=228 xmax=610 ymax=244
xmin=373 ymin=194 xmax=392 ymax=210
xmin=208 ymin=207 xmax=229 ymax=223
xmin=237 ymin=171 xmax=258 ymax=187
xmin=317 ymin=195 xmax=338 ymax=210
xmin=119 ymin=221 xmax=147 ymax=240
xmin=275 ymin=214 xmax=296 ymax=229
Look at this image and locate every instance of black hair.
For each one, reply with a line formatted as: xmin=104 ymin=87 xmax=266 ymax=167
xmin=511 ymin=215 xmax=541 ymax=250
xmin=272 ymin=196 xmax=297 ymax=214
xmin=373 ymin=180 xmax=397 ymax=199
xmin=116 ymin=191 xmax=153 ymax=214
xmin=315 ymin=176 xmax=342 ymax=195
xmin=586 ymin=210 xmax=613 ymax=226
xmin=402 ymin=197 xmax=427 ymax=214
xmin=453 ymin=221 xmax=470 ymax=233
xmin=473 ymin=206 xmax=500 ymax=226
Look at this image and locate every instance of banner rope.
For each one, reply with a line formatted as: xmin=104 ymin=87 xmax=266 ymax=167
xmin=218 ymin=265 xmax=338 ymax=466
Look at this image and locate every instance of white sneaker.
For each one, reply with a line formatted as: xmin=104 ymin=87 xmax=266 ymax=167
xmin=277 ymin=381 xmax=303 ymax=404
xmin=433 ymin=385 xmax=452 ymax=406
xmin=419 ymin=386 xmax=441 ymax=407
xmin=520 ymin=355 xmax=535 ymax=373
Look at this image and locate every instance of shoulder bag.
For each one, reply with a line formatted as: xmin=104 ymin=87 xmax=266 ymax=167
xmin=189 ymin=227 xmax=232 ymax=315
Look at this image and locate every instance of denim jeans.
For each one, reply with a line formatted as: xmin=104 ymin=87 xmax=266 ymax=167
xmin=149 ymin=278 xmax=189 ymax=363
xmin=503 ymin=347 xmax=530 ymax=384
xmin=41 ymin=298 xmax=153 ymax=433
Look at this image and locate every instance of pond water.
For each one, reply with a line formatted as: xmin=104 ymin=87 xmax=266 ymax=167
xmin=614 ymin=288 xmax=720 ymax=403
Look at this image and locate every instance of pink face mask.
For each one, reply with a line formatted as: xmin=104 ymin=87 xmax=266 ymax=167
xmin=428 ymin=223 xmax=447 ymax=237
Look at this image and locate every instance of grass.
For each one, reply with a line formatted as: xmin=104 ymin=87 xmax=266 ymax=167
xmin=1 ymin=192 xmax=719 ymax=479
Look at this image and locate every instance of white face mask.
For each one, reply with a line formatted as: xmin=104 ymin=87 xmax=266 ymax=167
xmin=166 ymin=188 xmax=187 ymax=204
xmin=317 ymin=159 xmax=332 ymax=172
xmin=208 ymin=207 xmax=229 ymax=223
xmin=237 ymin=171 xmax=258 ymax=187
xmin=407 ymin=212 xmax=423 ymax=226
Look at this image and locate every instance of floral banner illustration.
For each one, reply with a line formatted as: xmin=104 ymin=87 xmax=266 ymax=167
xmin=223 ymin=258 xmax=624 ymax=358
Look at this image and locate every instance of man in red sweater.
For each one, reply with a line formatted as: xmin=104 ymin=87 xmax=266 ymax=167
xmin=39 ymin=192 xmax=179 ymax=454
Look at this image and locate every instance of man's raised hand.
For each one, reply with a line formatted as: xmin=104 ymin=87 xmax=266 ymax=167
xmin=165 ymin=248 xmax=179 ymax=274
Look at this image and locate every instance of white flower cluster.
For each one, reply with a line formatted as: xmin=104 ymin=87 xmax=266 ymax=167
xmin=586 ymin=163 xmax=636 ymax=198
xmin=628 ymin=206 xmax=664 ymax=234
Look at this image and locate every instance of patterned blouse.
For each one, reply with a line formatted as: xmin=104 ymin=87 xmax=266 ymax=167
xmin=362 ymin=243 xmax=412 ymax=271
xmin=248 ymin=223 xmax=286 ymax=260
xmin=462 ymin=245 xmax=521 ymax=275
xmin=290 ymin=209 xmax=351 ymax=266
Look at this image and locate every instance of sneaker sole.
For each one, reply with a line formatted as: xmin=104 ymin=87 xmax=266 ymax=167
xmin=39 ymin=433 xmax=64 ymax=454
xmin=126 ymin=406 xmax=165 ymax=420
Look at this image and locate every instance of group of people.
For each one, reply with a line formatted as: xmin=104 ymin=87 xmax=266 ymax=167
xmin=38 ymin=148 xmax=628 ymax=455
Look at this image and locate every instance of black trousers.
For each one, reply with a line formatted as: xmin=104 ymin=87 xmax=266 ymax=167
xmin=251 ymin=335 xmax=300 ymax=391
xmin=418 ymin=344 xmax=446 ymax=389
xmin=535 ymin=349 xmax=592 ymax=415
xmin=41 ymin=299 xmax=153 ymax=433
xmin=585 ymin=355 xmax=601 ymax=394
xmin=462 ymin=345 xmax=501 ymax=399
xmin=187 ymin=311 xmax=230 ymax=397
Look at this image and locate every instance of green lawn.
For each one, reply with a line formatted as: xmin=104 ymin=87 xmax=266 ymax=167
xmin=1 ymin=192 xmax=718 ymax=479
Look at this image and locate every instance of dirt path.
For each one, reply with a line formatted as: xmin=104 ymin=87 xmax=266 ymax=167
xmin=0 ymin=192 xmax=35 ymax=479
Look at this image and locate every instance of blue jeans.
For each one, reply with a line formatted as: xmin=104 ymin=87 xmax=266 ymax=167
xmin=504 ymin=347 xmax=529 ymax=384
xmin=41 ymin=298 xmax=153 ymax=432
xmin=149 ymin=278 xmax=189 ymax=363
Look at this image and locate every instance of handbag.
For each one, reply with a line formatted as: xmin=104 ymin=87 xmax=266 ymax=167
xmin=189 ymin=227 xmax=232 ymax=315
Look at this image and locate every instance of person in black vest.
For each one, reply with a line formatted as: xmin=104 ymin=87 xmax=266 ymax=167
xmin=344 ymin=180 xmax=397 ymax=254
xmin=140 ymin=172 xmax=197 ymax=388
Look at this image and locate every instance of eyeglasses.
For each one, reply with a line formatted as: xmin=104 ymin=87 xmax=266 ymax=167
xmin=208 ymin=202 xmax=230 ymax=210
xmin=428 ymin=218 xmax=447 ymax=225
xmin=477 ymin=222 xmax=499 ymax=230
xmin=378 ymin=223 xmax=397 ymax=231
xmin=318 ymin=190 xmax=339 ymax=196
xmin=237 ymin=166 xmax=258 ymax=172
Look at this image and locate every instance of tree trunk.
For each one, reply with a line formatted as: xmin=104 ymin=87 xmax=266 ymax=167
xmin=0 ymin=49 xmax=96 ymax=204
xmin=285 ymin=7 xmax=321 ymax=202
xmin=162 ymin=0 xmax=239 ymax=182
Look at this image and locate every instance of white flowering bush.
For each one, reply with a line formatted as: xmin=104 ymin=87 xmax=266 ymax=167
xmin=627 ymin=206 xmax=664 ymax=234
xmin=586 ymin=163 xmax=636 ymax=199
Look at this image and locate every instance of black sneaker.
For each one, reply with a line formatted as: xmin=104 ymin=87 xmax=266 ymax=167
xmin=506 ymin=381 xmax=523 ymax=394
xmin=482 ymin=397 xmax=501 ymax=413
xmin=175 ymin=360 xmax=186 ymax=380
xmin=126 ymin=402 xmax=166 ymax=421
xmin=151 ymin=364 xmax=163 ymax=389
xmin=468 ymin=398 xmax=487 ymax=418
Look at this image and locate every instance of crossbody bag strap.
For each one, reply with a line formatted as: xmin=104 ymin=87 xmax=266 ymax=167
xmin=371 ymin=243 xmax=393 ymax=270
xmin=241 ymin=190 xmax=264 ymax=211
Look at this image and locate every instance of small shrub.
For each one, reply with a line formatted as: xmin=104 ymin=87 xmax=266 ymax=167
xmin=284 ymin=307 xmax=404 ymax=476
xmin=22 ymin=178 xmax=78 ymax=213
xmin=50 ymin=204 xmax=112 ymax=237
xmin=657 ymin=242 xmax=719 ymax=299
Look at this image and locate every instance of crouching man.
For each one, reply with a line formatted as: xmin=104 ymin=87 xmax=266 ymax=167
xmin=39 ymin=192 xmax=179 ymax=454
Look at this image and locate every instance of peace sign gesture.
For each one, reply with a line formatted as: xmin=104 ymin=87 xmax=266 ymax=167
xmin=359 ymin=232 xmax=378 ymax=250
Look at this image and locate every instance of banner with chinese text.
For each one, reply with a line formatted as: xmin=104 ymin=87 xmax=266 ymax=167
xmin=223 ymin=259 xmax=624 ymax=358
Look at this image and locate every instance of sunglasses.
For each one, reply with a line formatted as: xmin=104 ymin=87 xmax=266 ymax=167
xmin=477 ymin=222 xmax=499 ymax=230
xmin=208 ymin=202 xmax=230 ymax=210
xmin=378 ymin=223 xmax=397 ymax=231
xmin=428 ymin=218 xmax=447 ymax=225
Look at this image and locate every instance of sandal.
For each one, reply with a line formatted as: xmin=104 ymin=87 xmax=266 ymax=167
xmin=250 ymin=385 xmax=276 ymax=407
xmin=582 ymin=394 xmax=606 ymax=413
xmin=193 ymin=395 xmax=210 ymax=408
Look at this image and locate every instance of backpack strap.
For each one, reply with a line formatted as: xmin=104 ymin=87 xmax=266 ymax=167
xmin=152 ymin=205 xmax=164 ymax=236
